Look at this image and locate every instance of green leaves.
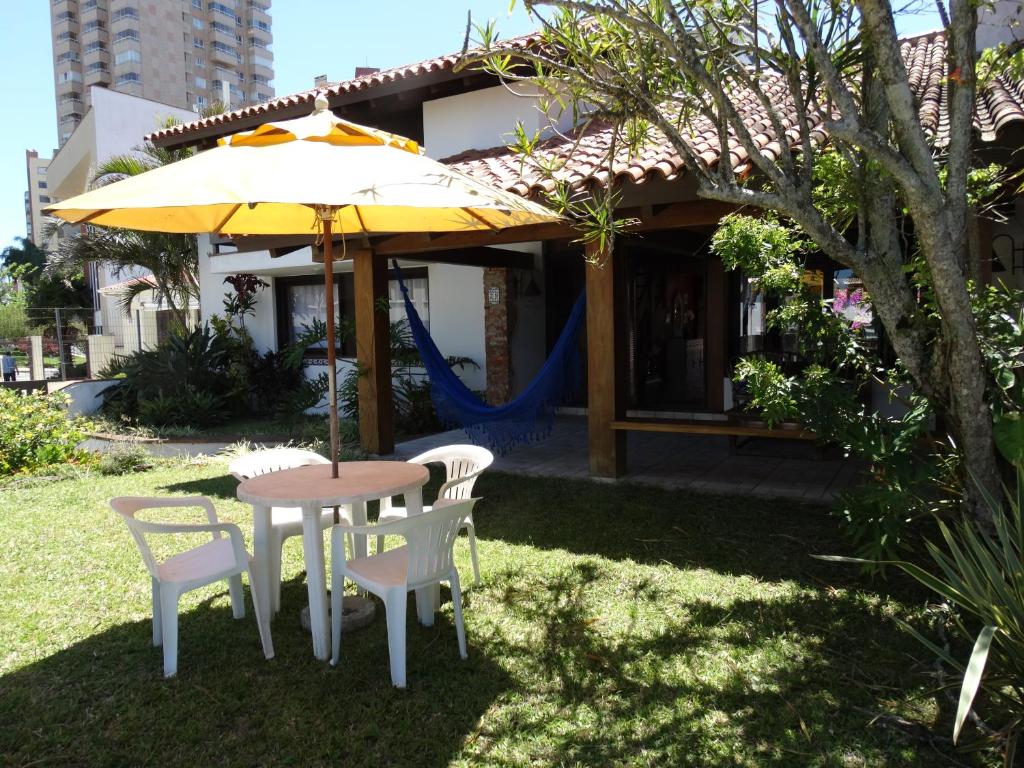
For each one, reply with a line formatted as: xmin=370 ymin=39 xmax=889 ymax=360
xmin=955 ymin=625 xmax=996 ymax=744
xmin=0 ymin=389 xmax=89 ymax=475
xmin=824 ymin=467 xmax=1024 ymax=749
xmin=711 ymin=214 xmax=805 ymax=295
xmin=994 ymin=412 xmax=1024 ymax=467
xmin=733 ymin=358 xmax=796 ymax=427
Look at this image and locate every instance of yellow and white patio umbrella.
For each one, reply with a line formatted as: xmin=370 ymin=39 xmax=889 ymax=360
xmin=45 ymin=94 xmax=562 ymax=474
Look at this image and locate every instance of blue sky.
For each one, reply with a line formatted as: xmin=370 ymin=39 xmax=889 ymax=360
xmin=0 ymin=2 xmax=941 ymax=253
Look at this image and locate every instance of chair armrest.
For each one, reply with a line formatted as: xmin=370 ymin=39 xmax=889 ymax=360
xmin=130 ymin=519 xmax=249 ymax=564
xmin=113 ymin=495 xmax=220 ymax=525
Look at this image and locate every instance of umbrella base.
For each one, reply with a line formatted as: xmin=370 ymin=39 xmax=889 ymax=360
xmin=300 ymin=595 xmax=375 ymax=633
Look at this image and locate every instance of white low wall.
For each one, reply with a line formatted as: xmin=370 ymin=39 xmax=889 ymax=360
xmin=53 ymin=379 xmax=119 ymax=416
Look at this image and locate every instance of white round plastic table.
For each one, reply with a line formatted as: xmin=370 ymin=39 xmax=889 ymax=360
xmin=237 ymin=461 xmax=430 ymax=661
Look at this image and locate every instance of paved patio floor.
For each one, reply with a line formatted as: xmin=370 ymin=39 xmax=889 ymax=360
xmin=395 ymin=416 xmax=863 ymax=503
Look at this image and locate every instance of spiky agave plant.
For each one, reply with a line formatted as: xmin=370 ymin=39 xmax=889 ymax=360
xmin=820 ymin=470 xmax=1024 ymax=764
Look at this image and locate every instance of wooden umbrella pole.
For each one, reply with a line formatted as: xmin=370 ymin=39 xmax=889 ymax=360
xmin=322 ymin=215 xmax=340 ymax=479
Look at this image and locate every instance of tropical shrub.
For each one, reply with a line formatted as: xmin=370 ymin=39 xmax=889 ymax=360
xmin=0 ymin=303 xmax=31 ymax=340
xmin=209 ymin=274 xmax=305 ymax=418
xmin=713 ymin=210 xmax=1024 ymax=563
xmin=97 ymin=443 xmax=153 ymax=475
xmin=0 ymin=389 xmax=88 ymax=475
xmin=291 ymin=313 xmax=478 ymax=436
xmin=101 ymin=324 xmax=238 ymax=427
xmin=823 ymin=467 xmax=1024 ymax=763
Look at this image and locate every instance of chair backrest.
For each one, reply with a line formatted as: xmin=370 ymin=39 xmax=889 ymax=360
xmin=409 ymin=444 xmax=494 ymax=501
xmin=228 ymin=447 xmax=329 ymax=481
xmin=110 ymin=496 xmax=219 ymax=579
xmin=402 ymin=498 xmax=479 ymax=589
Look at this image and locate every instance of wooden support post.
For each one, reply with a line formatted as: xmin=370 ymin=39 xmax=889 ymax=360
xmin=705 ymin=256 xmax=726 ymax=412
xmin=353 ymin=249 xmax=394 ymax=455
xmin=585 ymin=240 xmax=626 ymax=478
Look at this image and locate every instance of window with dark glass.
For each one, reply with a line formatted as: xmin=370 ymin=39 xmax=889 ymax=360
xmin=277 ymin=269 xmax=429 ymax=359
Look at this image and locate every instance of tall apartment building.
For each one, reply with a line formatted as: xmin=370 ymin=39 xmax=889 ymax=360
xmin=49 ymin=0 xmax=274 ymax=146
xmin=24 ymin=151 xmax=53 ymax=248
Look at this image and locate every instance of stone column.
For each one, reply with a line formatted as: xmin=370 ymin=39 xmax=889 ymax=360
xmin=483 ymin=267 xmax=513 ymax=405
xmin=29 ymin=336 xmax=44 ymax=381
xmin=86 ymin=334 xmax=116 ymax=378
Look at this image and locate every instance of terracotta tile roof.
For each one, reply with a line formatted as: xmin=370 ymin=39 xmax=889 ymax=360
xmin=445 ymin=31 xmax=1024 ymax=198
xmin=149 ymin=31 xmax=545 ymax=143
xmin=151 ymin=29 xmax=1024 ymax=199
xmin=97 ymin=274 xmax=158 ymax=295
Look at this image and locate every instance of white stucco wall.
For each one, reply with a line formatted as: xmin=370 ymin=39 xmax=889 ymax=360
xmin=49 ymin=87 xmax=196 ymax=201
xmin=422 ymin=84 xmax=575 ymax=160
xmin=91 ymin=87 xmax=196 ymax=173
xmin=422 ymin=263 xmax=487 ymax=392
xmin=502 ymin=243 xmax=547 ymax=396
xmin=56 ymin=379 xmax=118 ymax=416
xmin=196 ymin=242 xmax=485 ymax=403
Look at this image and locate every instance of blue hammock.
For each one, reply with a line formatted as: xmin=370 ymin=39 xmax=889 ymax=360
xmin=394 ymin=261 xmax=586 ymax=454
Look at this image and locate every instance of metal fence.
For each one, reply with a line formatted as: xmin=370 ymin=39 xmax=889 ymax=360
xmin=0 ymin=306 xmax=198 ymax=383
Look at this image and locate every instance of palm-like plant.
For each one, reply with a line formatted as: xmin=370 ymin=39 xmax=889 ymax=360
xmin=45 ymin=126 xmax=199 ymax=326
xmin=1 ymin=237 xmax=48 ymax=273
xmin=821 ymin=471 xmax=1024 ymax=764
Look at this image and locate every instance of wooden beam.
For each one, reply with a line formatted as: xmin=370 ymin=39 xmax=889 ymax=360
xmin=372 ymin=200 xmax=740 ymax=256
xmin=610 ymin=418 xmax=814 ymax=440
xmin=388 ymin=246 xmax=534 ymax=270
xmin=230 ymin=200 xmax=740 ymax=259
xmin=353 ymin=248 xmax=394 ymax=455
xmin=585 ymin=239 xmax=627 ymax=478
xmin=705 ymin=256 xmax=726 ymax=411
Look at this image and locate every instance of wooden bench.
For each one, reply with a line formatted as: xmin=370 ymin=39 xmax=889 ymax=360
xmin=610 ymin=416 xmax=816 ymax=453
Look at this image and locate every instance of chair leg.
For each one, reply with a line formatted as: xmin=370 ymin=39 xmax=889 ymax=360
xmin=270 ymin=533 xmax=285 ymax=614
xmin=151 ymin=577 xmax=163 ymax=647
xmin=159 ymin=587 xmax=180 ymax=678
xmin=384 ymin=589 xmax=408 ymax=688
xmin=376 ymin=533 xmax=385 ymax=555
xmin=449 ymin=570 xmax=468 ymax=660
xmin=465 ymin=519 xmax=481 ymax=586
xmin=247 ymin=568 xmax=274 ymax=660
xmin=228 ymin=573 xmax=245 ymax=619
xmin=330 ymin=570 xmax=344 ymax=666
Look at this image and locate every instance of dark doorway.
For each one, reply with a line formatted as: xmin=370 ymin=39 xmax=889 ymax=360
xmin=624 ymin=234 xmax=709 ymax=410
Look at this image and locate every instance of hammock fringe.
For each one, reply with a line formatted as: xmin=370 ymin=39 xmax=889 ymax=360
xmin=394 ymin=261 xmax=586 ymax=454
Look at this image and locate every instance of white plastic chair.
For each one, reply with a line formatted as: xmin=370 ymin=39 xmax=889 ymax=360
xmin=229 ymin=447 xmax=353 ymax=613
xmin=377 ymin=445 xmax=493 ymax=584
xmin=110 ymin=495 xmax=274 ymax=678
xmin=330 ymin=497 xmax=478 ymax=688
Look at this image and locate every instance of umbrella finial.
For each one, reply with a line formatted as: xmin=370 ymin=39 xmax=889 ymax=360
xmin=313 ymin=91 xmax=330 ymax=114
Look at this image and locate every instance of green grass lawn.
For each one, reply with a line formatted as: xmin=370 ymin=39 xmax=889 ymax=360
xmin=0 ymin=460 xmax=982 ymax=767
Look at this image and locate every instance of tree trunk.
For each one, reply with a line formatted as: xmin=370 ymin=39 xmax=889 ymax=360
xmin=927 ymin=243 xmax=1002 ymax=520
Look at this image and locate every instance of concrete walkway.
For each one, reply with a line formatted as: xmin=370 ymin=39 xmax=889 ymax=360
xmin=395 ymin=416 xmax=862 ymax=503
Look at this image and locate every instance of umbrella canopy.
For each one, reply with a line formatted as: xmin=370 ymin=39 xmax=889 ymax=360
xmin=44 ymin=95 xmax=562 ymax=477
xmin=44 ymin=98 xmax=557 ymax=236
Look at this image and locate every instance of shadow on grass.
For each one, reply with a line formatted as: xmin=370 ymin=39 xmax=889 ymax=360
xmin=160 ymin=472 xmax=240 ymax=501
xmin=131 ymin=466 xmax=974 ymax=764
xmin=470 ymin=471 xmax=927 ymax=596
xmin=0 ymin=579 xmax=509 ymax=768
xmin=466 ymin=561 xmax=968 ymax=767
